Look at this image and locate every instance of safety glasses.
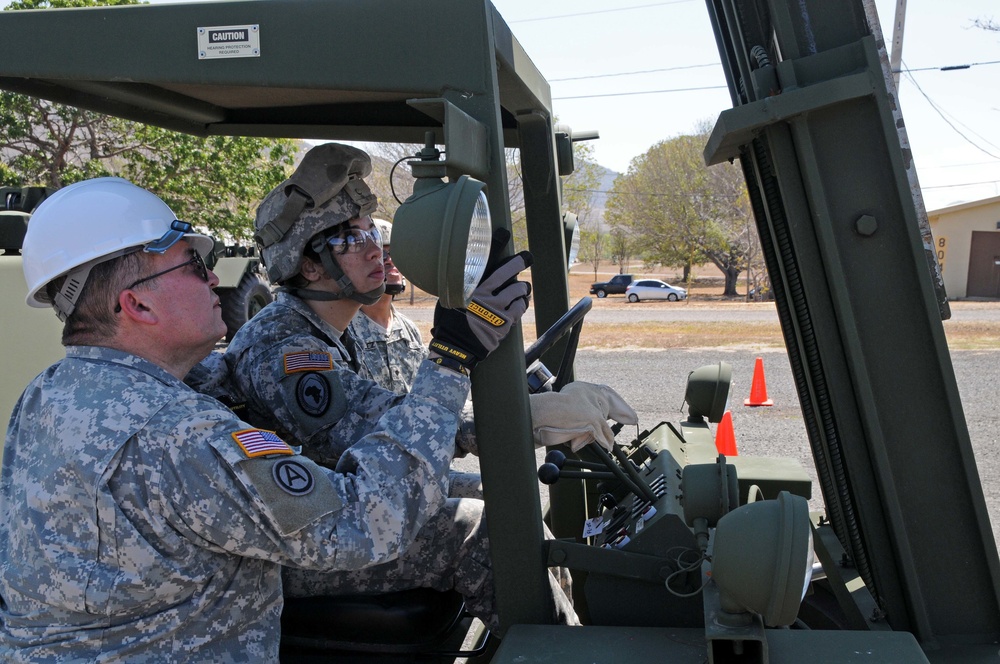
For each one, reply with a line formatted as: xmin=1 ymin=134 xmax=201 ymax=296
xmin=325 ymin=226 xmax=383 ymax=255
xmin=126 ymin=249 xmax=209 ymax=290
xmin=114 ymin=249 xmax=210 ymax=313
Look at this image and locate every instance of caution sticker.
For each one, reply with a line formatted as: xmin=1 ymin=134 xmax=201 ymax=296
xmin=197 ymin=24 xmax=261 ymax=60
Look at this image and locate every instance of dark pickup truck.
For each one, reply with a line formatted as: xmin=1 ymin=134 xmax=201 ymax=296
xmin=589 ymin=274 xmax=634 ymax=298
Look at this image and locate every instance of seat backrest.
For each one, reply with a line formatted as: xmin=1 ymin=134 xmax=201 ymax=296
xmin=17 ymin=187 xmax=54 ymax=213
xmin=0 ymin=211 xmax=29 ymax=255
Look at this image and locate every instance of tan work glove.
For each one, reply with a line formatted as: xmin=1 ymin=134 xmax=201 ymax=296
xmin=529 ymin=381 xmax=639 ymax=452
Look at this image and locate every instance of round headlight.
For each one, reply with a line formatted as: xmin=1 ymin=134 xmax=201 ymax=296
xmin=463 ymin=191 xmax=492 ymax=302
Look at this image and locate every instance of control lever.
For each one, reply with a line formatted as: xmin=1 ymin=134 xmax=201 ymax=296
xmin=537 ymin=463 xmax=615 ymax=485
xmin=545 ymin=449 xmax=609 ymax=472
xmin=587 ymin=445 xmax=659 ymax=504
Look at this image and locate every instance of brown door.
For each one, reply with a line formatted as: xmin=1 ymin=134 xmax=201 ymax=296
xmin=966 ymin=231 xmax=1000 ymax=298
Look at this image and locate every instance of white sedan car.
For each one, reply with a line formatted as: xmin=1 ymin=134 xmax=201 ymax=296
xmin=626 ymin=279 xmax=687 ymax=302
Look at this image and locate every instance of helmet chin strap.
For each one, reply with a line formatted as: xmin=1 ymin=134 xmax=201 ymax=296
xmin=384 ymin=282 xmax=405 ymax=297
xmin=289 ymin=236 xmax=385 ymax=306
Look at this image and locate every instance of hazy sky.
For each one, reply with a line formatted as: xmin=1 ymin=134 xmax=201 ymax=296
xmin=492 ymin=0 xmax=1000 ymax=210
xmin=2 ymin=0 xmax=997 ymax=210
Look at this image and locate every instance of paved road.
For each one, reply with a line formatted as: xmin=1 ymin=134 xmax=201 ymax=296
xmin=397 ymin=299 xmax=1000 ymax=324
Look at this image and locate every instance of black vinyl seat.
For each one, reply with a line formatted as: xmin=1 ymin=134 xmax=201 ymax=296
xmin=279 ymin=589 xmax=489 ymax=662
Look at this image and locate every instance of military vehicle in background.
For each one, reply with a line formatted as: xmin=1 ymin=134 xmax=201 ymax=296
xmin=205 ymin=241 xmax=273 ymax=341
xmin=0 ymin=0 xmax=997 ymax=662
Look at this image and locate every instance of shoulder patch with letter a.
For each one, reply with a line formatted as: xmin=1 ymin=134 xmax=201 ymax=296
xmin=272 ymin=459 xmax=315 ymax=496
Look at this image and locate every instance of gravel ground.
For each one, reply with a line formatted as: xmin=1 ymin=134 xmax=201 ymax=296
xmin=573 ymin=347 xmax=1000 ymax=546
xmin=433 ymin=299 xmax=1000 ymax=543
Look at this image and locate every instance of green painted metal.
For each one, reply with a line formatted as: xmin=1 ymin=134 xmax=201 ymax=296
xmin=4 ymin=0 xmax=1000 ymax=660
xmin=704 ymin=0 xmax=1000 ymax=651
xmin=0 ymin=0 xmax=558 ymax=635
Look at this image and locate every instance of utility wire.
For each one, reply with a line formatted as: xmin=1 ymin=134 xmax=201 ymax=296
xmin=902 ymin=60 xmax=1000 ymax=160
xmin=897 ymin=59 xmax=1000 ymax=73
xmin=555 ymin=85 xmax=727 ymax=101
xmin=922 ymin=180 xmax=1000 ymax=190
xmin=508 ymin=0 xmax=694 ymax=23
xmin=546 ymin=60 xmax=999 ymax=101
xmin=923 ymin=160 xmax=1000 ymax=170
xmin=549 ymin=63 xmax=720 ymax=82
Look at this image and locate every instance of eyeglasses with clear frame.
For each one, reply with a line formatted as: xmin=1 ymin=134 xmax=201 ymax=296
xmin=325 ymin=226 xmax=383 ymax=255
xmin=114 ymin=249 xmax=210 ymax=313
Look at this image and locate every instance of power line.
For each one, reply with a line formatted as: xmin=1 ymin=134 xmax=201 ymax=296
xmin=549 ymin=63 xmax=720 ymax=82
xmin=922 ymin=180 xmax=1000 ymax=190
xmin=922 ymin=160 xmax=1000 ymax=170
xmin=898 ymin=59 xmax=1000 ymax=73
xmin=554 ymin=84 xmax=727 ymax=101
xmin=508 ymin=0 xmax=695 ymax=24
xmin=902 ymin=61 xmax=1000 ymax=160
xmin=546 ymin=58 xmax=998 ymax=101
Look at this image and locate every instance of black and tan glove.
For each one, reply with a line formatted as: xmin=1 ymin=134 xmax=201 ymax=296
xmin=430 ymin=229 xmax=532 ymax=374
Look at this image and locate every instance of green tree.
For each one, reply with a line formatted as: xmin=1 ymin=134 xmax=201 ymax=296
xmin=606 ymin=125 xmax=751 ymax=296
xmin=1 ymin=0 xmax=299 ymax=242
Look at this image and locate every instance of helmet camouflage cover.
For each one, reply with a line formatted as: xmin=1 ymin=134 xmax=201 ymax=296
xmin=256 ymin=143 xmax=378 ymax=284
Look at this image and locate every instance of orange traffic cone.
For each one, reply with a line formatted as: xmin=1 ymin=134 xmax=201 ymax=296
xmin=715 ymin=410 xmax=738 ymax=456
xmin=744 ymin=357 xmax=774 ymax=407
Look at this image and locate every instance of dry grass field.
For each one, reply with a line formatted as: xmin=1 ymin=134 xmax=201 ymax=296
xmin=397 ymin=270 xmax=1000 ymax=351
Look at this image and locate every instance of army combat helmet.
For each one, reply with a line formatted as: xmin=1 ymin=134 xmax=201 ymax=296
xmin=255 ymin=143 xmax=385 ymax=305
xmin=22 ymin=177 xmax=213 ymax=321
xmin=372 ymin=218 xmax=405 ymax=297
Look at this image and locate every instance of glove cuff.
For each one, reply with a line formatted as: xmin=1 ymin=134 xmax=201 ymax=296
xmin=429 ymin=339 xmax=478 ymax=369
xmin=430 ymin=354 xmax=470 ymax=377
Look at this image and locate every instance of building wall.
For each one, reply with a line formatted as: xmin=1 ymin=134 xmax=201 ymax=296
xmin=927 ymin=196 xmax=1000 ymax=300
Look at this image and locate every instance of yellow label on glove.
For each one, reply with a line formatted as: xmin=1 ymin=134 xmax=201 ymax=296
xmin=468 ymin=301 xmax=505 ymax=327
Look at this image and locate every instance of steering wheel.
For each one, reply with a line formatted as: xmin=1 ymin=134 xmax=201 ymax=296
xmin=524 ymin=297 xmax=592 ymax=392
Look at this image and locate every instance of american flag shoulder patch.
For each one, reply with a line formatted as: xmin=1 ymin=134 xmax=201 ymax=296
xmin=231 ymin=428 xmax=294 ymax=458
xmin=284 ymin=351 xmax=334 ymax=374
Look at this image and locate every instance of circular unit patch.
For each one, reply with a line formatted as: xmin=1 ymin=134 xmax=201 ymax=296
xmin=272 ymin=459 xmax=315 ymax=496
xmin=296 ymin=372 xmax=331 ymax=417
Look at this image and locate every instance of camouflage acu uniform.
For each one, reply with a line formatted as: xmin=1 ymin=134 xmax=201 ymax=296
xmin=0 ymin=345 xmax=466 ymax=661
xmin=225 ymin=291 xmax=476 ymax=465
xmin=223 ymin=292 xmax=578 ymax=629
xmin=348 ymin=305 xmax=425 ymax=393
xmin=348 ymin=307 xmax=483 ymax=499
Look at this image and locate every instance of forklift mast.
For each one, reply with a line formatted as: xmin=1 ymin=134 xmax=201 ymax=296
xmin=703 ymin=0 xmax=1000 ymax=648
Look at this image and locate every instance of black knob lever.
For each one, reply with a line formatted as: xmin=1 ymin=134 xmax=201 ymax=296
xmin=537 ymin=462 xmax=616 ymax=485
xmin=545 ymin=449 xmax=610 ymax=472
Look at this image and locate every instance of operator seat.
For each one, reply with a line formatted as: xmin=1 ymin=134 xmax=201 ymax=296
xmin=280 ymin=589 xmax=488 ymax=662
xmin=0 ymin=212 xmax=28 ymax=255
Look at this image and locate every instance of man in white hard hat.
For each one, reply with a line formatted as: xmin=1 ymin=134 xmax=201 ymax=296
xmin=0 ymin=176 xmax=528 ymax=660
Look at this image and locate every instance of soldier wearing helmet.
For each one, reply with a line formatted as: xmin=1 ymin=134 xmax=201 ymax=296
xmin=222 ymin=143 xmax=590 ymax=628
xmin=349 ymin=218 xmax=426 ymax=394
xmin=347 ymin=219 xmax=490 ymax=499
xmin=0 ymin=177 xmax=497 ymax=660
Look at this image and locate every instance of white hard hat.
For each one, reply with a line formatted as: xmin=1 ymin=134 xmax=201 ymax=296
xmin=22 ymin=177 xmax=213 ymax=318
xmin=373 ymin=218 xmax=392 ymax=246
